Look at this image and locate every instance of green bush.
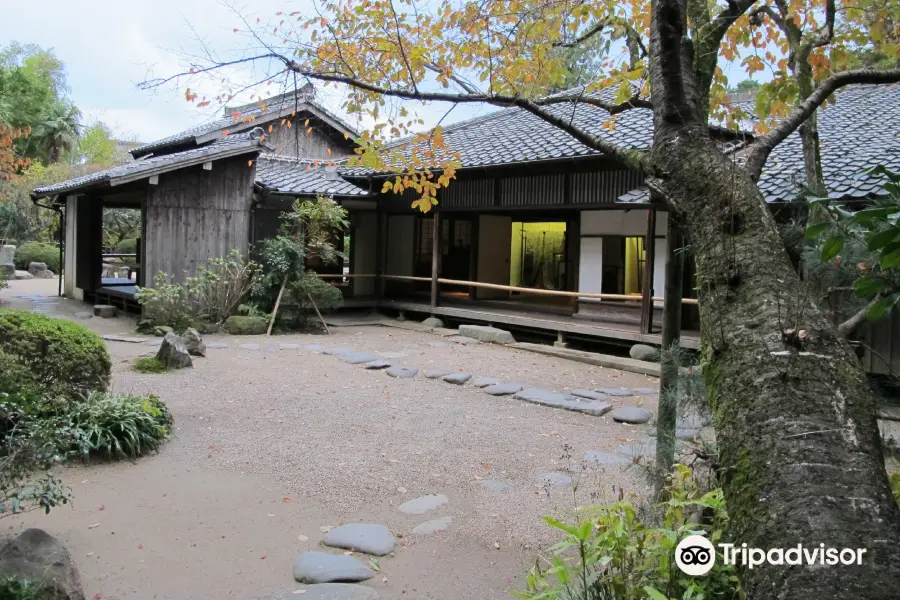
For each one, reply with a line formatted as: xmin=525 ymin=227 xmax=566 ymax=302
xmin=0 ymin=310 xmax=111 ymax=400
xmin=278 ymin=273 xmax=343 ymax=329
xmin=517 ymin=465 xmax=742 ymax=600
xmin=114 ymin=238 xmax=138 ymax=255
xmin=185 ymin=250 xmax=259 ymax=324
xmin=13 ymin=242 xmax=60 ymax=273
xmin=223 ymin=315 xmax=268 ymax=335
xmin=0 ymin=577 xmax=45 ymax=600
xmin=133 ymin=357 xmax=167 ymax=373
xmin=66 ymin=392 xmax=173 ymax=459
xmin=135 ymin=272 xmax=191 ymax=332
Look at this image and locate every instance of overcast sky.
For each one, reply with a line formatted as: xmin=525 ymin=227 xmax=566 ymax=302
xmin=5 ymin=0 xmax=755 ymax=146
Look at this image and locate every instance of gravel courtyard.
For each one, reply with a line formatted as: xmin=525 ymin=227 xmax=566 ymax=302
xmin=2 ymin=279 xmax=659 ymax=600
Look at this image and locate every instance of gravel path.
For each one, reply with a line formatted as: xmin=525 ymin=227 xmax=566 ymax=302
xmin=2 ymin=279 xmax=658 ymax=600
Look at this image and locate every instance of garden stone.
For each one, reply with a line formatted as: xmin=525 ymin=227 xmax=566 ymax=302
xmin=386 ymin=366 xmax=418 ymax=379
xmin=458 ymin=324 xmax=515 ymax=344
xmin=0 ymin=528 xmax=86 ymax=600
xmin=279 ymin=343 xmax=300 ymax=349
xmin=398 ymin=493 xmax=448 ymax=515
xmin=338 ymin=352 xmax=376 ymax=364
xmin=424 ymin=369 xmax=452 ymax=379
xmin=633 ymin=387 xmax=659 ymax=395
xmin=376 ymin=351 xmax=407 ymax=359
xmin=182 ymin=327 xmax=206 ymax=357
xmin=570 ymin=389 xmax=607 ymax=401
xmin=483 ymin=383 xmax=522 ymax=396
xmin=473 ymin=377 xmax=501 ymax=388
xmin=73 ymin=311 xmax=93 ymax=319
xmin=0 ymin=244 xmax=14 ymax=266
xmin=207 ymin=342 xmax=229 ymax=349
xmin=610 ymin=406 xmax=652 ymax=424
xmin=596 ymin=388 xmax=635 ymax=397
xmin=154 ymin=325 xmax=174 ymax=337
xmin=538 ymin=472 xmax=572 ymax=486
xmin=412 ymin=516 xmax=452 ymax=535
xmin=515 ymin=388 xmax=612 ymax=416
xmin=155 ymin=332 xmax=193 ymax=369
xmin=14 ymin=269 xmax=33 ymax=280
xmin=306 ymin=344 xmax=324 ymax=351
xmin=27 ymin=261 xmax=49 ymax=278
xmin=323 ymin=346 xmax=354 ymax=355
xmin=0 ymin=264 xmax=13 ymax=279
xmin=293 ymin=551 xmax=373 ymax=584
xmin=271 ymin=584 xmax=380 ymax=600
xmin=629 ymin=343 xmax=659 ymax=362
xmin=93 ymin=304 xmax=117 ymax=318
xmin=364 ymin=360 xmax=391 ymax=369
xmin=421 ymin=317 xmax=444 ymax=329
xmin=480 ymin=480 xmax=510 ymax=492
xmin=442 ymin=372 xmax=472 ymax=385
xmin=323 ymin=524 xmax=396 ymax=556
xmin=239 ymin=343 xmax=260 ymax=350
xmin=584 ymin=451 xmax=631 ymax=465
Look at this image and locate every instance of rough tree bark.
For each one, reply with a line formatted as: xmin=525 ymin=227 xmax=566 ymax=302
xmin=648 ymin=0 xmax=900 ymax=596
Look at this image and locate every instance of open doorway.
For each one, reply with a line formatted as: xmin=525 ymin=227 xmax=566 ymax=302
xmin=601 ymin=236 xmax=646 ymax=296
xmin=510 ymin=222 xmax=567 ymax=290
xmin=101 ymin=207 xmax=142 ymax=288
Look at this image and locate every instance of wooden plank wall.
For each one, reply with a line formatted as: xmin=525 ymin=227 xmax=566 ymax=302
xmin=264 ymin=114 xmax=354 ymax=159
xmin=144 ymin=156 xmax=256 ymax=284
xmin=858 ymin=312 xmax=900 ymax=376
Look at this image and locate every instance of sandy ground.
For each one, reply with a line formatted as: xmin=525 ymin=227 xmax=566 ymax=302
xmin=1 ymin=278 xmax=657 ymax=600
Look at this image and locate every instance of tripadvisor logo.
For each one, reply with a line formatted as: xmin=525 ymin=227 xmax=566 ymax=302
xmin=675 ymin=534 xmax=868 ymax=576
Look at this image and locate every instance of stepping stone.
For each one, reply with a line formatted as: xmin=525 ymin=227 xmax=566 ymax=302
xmin=323 ymin=347 xmax=354 ymax=355
xmin=610 ymin=406 xmax=653 ymax=424
xmin=447 ymin=336 xmax=479 ymax=345
xmin=473 ymin=377 xmax=501 ymax=388
xmin=480 ymin=480 xmax=510 ymax=492
xmin=633 ymin=387 xmax=659 ymax=395
xmin=73 ymin=311 xmax=93 ymax=319
xmin=323 ymin=524 xmax=396 ymax=556
xmin=293 ymin=551 xmax=373 ymax=584
xmin=424 ymin=369 xmax=452 ymax=379
xmin=596 ymin=388 xmax=635 ymax=397
xmin=412 ymin=516 xmax=453 ymax=536
xmin=427 ymin=341 xmax=448 ymax=348
xmin=398 ymin=493 xmax=448 ymax=515
xmin=306 ymin=344 xmax=324 ymax=352
xmin=570 ymin=389 xmax=608 ymax=401
xmin=364 ymin=360 xmax=391 ymax=369
xmin=584 ymin=451 xmax=631 ymax=465
xmin=483 ymin=383 xmax=522 ymax=396
xmin=442 ymin=372 xmax=471 ymax=385
xmin=207 ymin=342 xmax=229 ymax=349
xmin=515 ymin=388 xmax=612 ymax=416
xmin=377 ymin=351 xmax=408 ymax=359
xmin=279 ymin=343 xmax=301 ymax=349
xmin=538 ymin=472 xmax=572 ymax=487
xmin=266 ymin=345 xmax=277 ymax=353
xmin=239 ymin=343 xmax=260 ymax=350
xmin=386 ymin=366 xmax=418 ymax=379
xmin=339 ymin=352 xmax=376 ymax=364
xmin=272 ymin=584 xmax=380 ymax=600
xmin=458 ymin=324 xmax=515 ymax=344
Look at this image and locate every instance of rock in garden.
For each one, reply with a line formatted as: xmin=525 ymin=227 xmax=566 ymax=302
xmin=424 ymin=368 xmax=452 ymax=379
xmin=473 ymin=377 xmax=501 ymax=388
xmin=0 ymin=264 xmax=13 ymax=279
xmin=629 ymin=343 xmax=659 ymax=362
xmin=584 ymin=451 xmax=631 ymax=465
xmin=239 ymin=343 xmax=260 ymax=350
xmin=596 ymin=388 xmax=635 ymax=397
xmin=398 ymin=493 xmax=448 ymax=515
xmin=338 ymin=352 xmax=376 ymax=364
xmin=633 ymin=387 xmax=659 ymax=395
xmin=323 ymin=524 xmax=396 ymax=556
xmin=421 ymin=317 xmax=444 ymax=329
xmin=515 ymin=388 xmax=612 ymax=416
xmin=458 ymin=324 xmax=515 ymax=344
xmin=442 ymin=372 xmax=472 ymax=385
xmin=27 ymin=261 xmax=49 ymax=278
xmin=610 ymin=406 xmax=652 ymax=424
xmin=293 ymin=551 xmax=373 ymax=584
xmin=570 ymin=389 xmax=607 ymax=401
xmin=279 ymin=343 xmax=300 ymax=350
xmin=153 ymin=325 xmax=174 ymax=337
xmin=323 ymin=346 xmax=355 ymax=355
xmin=271 ymin=584 xmax=380 ymax=600
xmin=386 ymin=366 xmax=418 ymax=379
xmin=483 ymin=383 xmax=522 ymax=396
xmin=306 ymin=344 xmax=324 ymax=352
xmin=155 ymin=332 xmax=193 ymax=369
xmin=93 ymin=304 xmax=117 ymax=318
xmin=412 ymin=516 xmax=453 ymax=536
xmin=0 ymin=528 xmax=85 ymax=600
xmin=14 ymin=269 xmax=33 ymax=280
xmin=182 ymin=327 xmax=206 ymax=357
xmin=364 ymin=360 xmax=391 ymax=369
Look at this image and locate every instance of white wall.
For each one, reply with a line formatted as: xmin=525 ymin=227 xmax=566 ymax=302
xmin=352 ymin=211 xmax=377 ymax=296
xmin=476 ymin=215 xmax=512 ymax=299
xmin=386 ymin=215 xmax=415 ymax=276
xmin=64 ymin=195 xmax=82 ymax=300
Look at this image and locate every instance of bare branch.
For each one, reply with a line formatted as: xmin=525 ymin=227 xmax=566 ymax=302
xmin=424 ymin=62 xmax=479 ymax=95
xmin=553 ymin=19 xmax=608 ymax=48
xmin=710 ymin=0 xmax=760 ymax=47
xmin=744 ymin=68 xmax=900 ymax=177
xmin=838 ymin=294 xmax=880 ymax=338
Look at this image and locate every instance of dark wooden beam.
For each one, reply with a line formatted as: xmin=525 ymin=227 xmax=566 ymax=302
xmin=430 ymin=212 xmax=441 ymax=309
xmin=640 ymin=207 xmax=657 ymax=333
xmin=375 ymin=207 xmax=384 ymax=302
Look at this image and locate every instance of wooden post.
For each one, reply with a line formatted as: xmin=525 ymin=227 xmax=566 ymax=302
xmin=375 ymin=209 xmax=384 ymax=303
xmin=430 ymin=212 xmax=441 ymax=309
xmin=640 ymin=207 xmax=657 ymax=334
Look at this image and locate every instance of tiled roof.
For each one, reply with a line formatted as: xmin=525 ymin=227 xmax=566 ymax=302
xmin=255 ymin=154 xmax=369 ymax=197
xmin=131 ymin=88 xmax=360 ymax=158
xmin=32 ymin=133 xmax=264 ymax=197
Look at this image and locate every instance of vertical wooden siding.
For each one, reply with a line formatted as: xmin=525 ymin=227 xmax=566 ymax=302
xmin=858 ymin=312 xmax=900 ymax=376
xmin=144 ymin=156 xmax=256 ymax=284
xmin=571 ymin=169 xmax=645 ymax=204
xmin=264 ymin=115 xmax=354 ymax=159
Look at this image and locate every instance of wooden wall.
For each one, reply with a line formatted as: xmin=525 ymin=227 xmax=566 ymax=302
xmin=264 ymin=113 xmax=354 ymax=159
xmin=144 ymin=156 xmax=256 ymax=284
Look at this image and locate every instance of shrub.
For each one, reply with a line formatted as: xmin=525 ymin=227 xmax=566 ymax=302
xmin=114 ymin=238 xmax=138 ymax=255
xmin=66 ymin=392 xmax=173 ymax=459
xmin=185 ymin=249 xmax=259 ymax=325
xmin=133 ymin=357 xmax=167 ymax=373
xmin=517 ymin=465 xmax=742 ymax=600
xmin=13 ymin=242 xmax=60 ymax=273
xmin=223 ymin=315 xmax=268 ymax=335
xmin=0 ymin=577 xmax=45 ymax=600
xmin=135 ymin=272 xmax=191 ymax=332
xmin=0 ymin=310 xmax=111 ymax=400
xmin=278 ymin=273 xmax=343 ymax=329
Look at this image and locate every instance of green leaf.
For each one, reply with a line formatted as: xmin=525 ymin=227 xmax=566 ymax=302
xmin=867 ymin=296 xmax=897 ymax=321
xmin=867 ymin=228 xmax=898 ymax=251
xmin=820 ymin=236 xmax=844 ymax=262
xmin=881 ymin=248 xmax=900 ymax=270
xmin=854 ymin=275 xmax=886 ymax=298
xmin=542 ymin=516 xmax=579 ymax=536
xmin=853 ymin=207 xmax=897 ymax=223
xmin=643 ymin=586 xmax=671 ymax=600
xmin=803 ymin=222 xmax=829 ymax=239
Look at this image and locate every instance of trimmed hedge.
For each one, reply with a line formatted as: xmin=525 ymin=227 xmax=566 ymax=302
xmin=114 ymin=238 xmax=138 ymax=255
xmin=14 ymin=242 xmax=61 ymax=273
xmin=223 ymin=315 xmax=268 ymax=335
xmin=0 ymin=310 xmax=111 ymax=399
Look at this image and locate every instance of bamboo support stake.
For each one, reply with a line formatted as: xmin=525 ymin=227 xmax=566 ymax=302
xmin=267 ymin=276 xmax=289 ymax=336
xmin=309 ymin=294 xmax=330 ymax=334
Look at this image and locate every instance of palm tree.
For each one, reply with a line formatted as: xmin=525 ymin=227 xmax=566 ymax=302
xmin=32 ymin=102 xmax=80 ymax=163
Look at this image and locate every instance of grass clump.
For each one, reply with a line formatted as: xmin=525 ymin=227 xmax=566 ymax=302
xmin=133 ymin=357 xmax=168 ymax=374
xmin=0 ymin=577 xmax=45 ymax=600
xmin=66 ymin=392 xmax=173 ymax=459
